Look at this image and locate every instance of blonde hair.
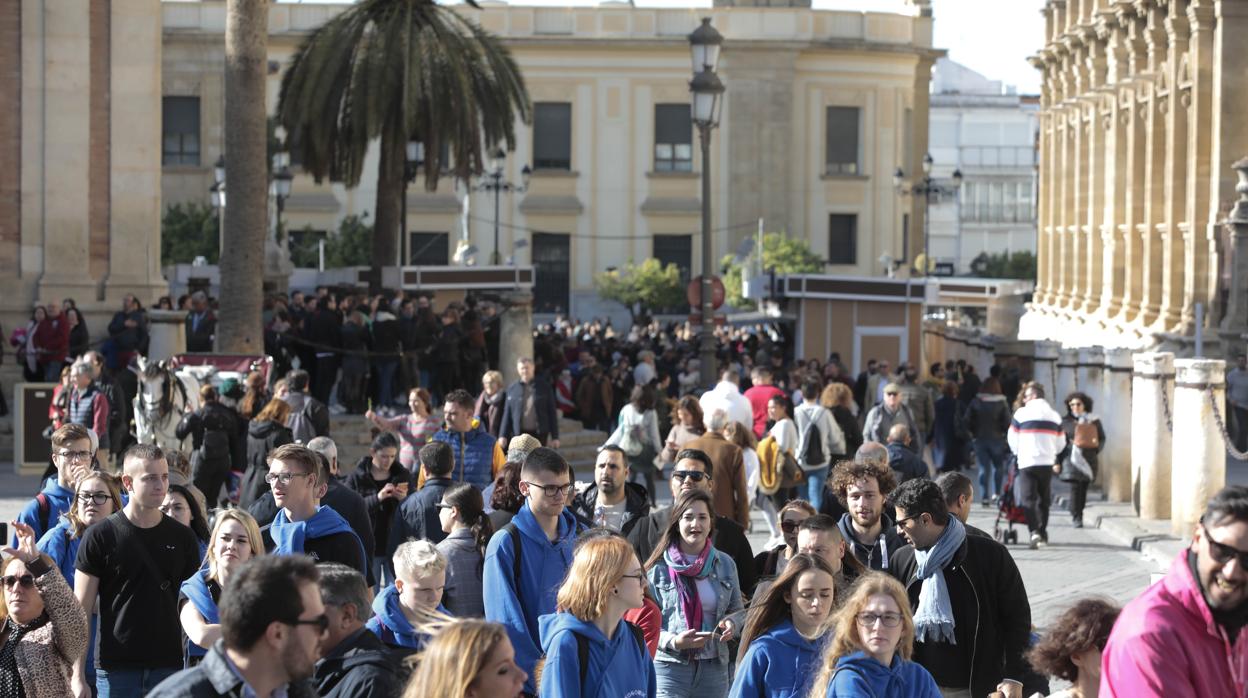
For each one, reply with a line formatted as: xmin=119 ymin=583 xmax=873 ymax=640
xmin=807 ymin=573 xmax=916 ymax=698
xmin=482 ymin=371 xmax=504 ymax=389
xmin=393 ymin=540 xmax=447 ymax=581
xmin=403 ymin=620 xmax=514 ymax=697
xmin=555 ymin=536 xmax=635 ymax=621
xmin=820 ymin=382 xmax=853 ymax=410
xmin=205 ymin=509 xmax=266 ymax=582
xmin=65 ymin=472 xmax=125 ymax=539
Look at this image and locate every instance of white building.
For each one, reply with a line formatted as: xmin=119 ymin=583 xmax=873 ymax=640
xmin=927 ymin=58 xmax=1038 ymax=275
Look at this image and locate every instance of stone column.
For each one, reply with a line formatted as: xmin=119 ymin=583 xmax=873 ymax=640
xmin=146 ymin=309 xmax=186 ymax=363
xmin=1078 ymin=346 xmax=1105 ymax=420
xmin=1056 ymin=347 xmax=1078 ymax=403
xmin=499 ymin=291 xmax=534 ymax=387
xmin=1132 ymin=352 xmax=1174 ymax=519
xmin=1170 ymin=358 xmax=1225 ymax=536
xmin=1101 ymin=348 xmax=1134 ymax=501
xmin=1034 ymin=341 xmax=1061 ymax=397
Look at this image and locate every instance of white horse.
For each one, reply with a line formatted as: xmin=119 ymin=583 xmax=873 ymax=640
xmin=133 ymin=356 xmax=202 ymax=451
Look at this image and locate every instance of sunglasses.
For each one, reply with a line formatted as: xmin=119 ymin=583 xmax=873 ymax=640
xmin=672 ymin=470 xmax=710 ymax=483
xmin=285 ymin=613 xmax=330 ymax=634
xmin=1 ymin=575 xmax=34 ymax=590
xmin=780 ymin=519 xmax=803 ymax=533
xmin=1202 ymin=523 xmax=1248 ymax=568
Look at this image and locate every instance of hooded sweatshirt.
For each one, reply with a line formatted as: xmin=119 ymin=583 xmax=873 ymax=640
xmin=729 ymin=618 xmax=822 ymax=698
xmin=14 ymin=479 xmax=75 ymax=546
xmin=838 ymin=513 xmax=907 ymax=572
xmin=826 ymin=651 xmax=941 ymax=698
xmin=483 ymin=503 xmax=580 ymax=696
xmin=364 ymin=583 xmax=448 ymax=656
xmin=1007 ymin=398 xmax=1066 ymax=468
xmin=537 ymin=612 xmax=656 ymax=698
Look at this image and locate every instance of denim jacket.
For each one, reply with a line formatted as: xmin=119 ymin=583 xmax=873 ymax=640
xmin=647 ymin=548 xmax=744 ymax=666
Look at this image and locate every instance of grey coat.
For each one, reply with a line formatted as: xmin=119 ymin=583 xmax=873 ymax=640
xmin=437 ymin=528 xmax=486 ymax=618
xmin=863 ymin=403 xmax=920 ymax=452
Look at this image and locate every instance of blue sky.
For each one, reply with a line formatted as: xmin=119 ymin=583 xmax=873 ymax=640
xmin=274 ymin=0 xmax=1046 ymax=93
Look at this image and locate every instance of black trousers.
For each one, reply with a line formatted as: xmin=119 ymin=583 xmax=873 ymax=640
xmin=1068 ymin=478 xmax=1090 ymax=523
xmin=1233 ymin=404 xmax=1248 ymax=453
xmin=1016 ymin=466 xmax=1053 ymax=537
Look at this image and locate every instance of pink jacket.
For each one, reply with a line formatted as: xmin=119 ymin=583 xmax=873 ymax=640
xmin=1101 ymin=550 xmax=1248 ymax=697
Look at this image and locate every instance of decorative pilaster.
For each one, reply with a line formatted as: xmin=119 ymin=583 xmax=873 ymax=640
xmin=1152 ymin=3 xmax=1190 ymax=333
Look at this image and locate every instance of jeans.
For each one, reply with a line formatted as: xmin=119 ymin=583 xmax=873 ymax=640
xmin=1015 ymin=465 xmax=1053 ymax=538
xmin=972 ymin=438 xmax=1009 ymax=499
xmin=97 ymin=666 xmax=178 ymax=697
xmin=374 ymin=359 xmax=399 ymax=407
xmin=370 ymin=557 xmax=395 ymax=591
xmin=43 ymin=360 xmax=63 ymax=382
xmin=805 ymin=465 xmax=830 ymax=511
xmin=655 ymin=659 xmax=729 ymax=698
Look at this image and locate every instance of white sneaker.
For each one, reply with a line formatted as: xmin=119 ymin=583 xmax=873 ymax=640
xmin=1029 ymin=533 xmax=1042 ymax=550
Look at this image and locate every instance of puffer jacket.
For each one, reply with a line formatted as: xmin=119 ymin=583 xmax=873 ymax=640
xmin=431 ymin=423 xmax=502 ymax=490
xmin=9 ymin=555 xmax=89 ymax=698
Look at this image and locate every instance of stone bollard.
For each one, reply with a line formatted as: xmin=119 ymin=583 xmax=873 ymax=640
xmin=1056 ymin=348 xmax=1078 ymax=406
xmin=1171 ymin=359 xmax=1227 ymax=537
xmin=1132 ymin=352 xmax=1174 ymax=519
xmin=147 ymin=309 xmax=187 ymax=362
xmin=499 ymin=291 xmax=534 ymax=386
xmin=1101 ymin=348 xmax=1133 ymax=502
xmin=1034 ymin=341 xmax=1061 ymax=395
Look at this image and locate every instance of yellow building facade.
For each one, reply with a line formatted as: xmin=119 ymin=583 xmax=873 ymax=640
xmin=160 ymin=0 xmax=940 ymax=319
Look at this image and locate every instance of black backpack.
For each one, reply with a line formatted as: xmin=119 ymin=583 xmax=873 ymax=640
xmin=800 ymin=416 xmax=826 ymax=466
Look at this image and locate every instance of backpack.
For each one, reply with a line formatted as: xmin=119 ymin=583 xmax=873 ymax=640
xmin=35 ymin=492 xmax=51 ymax=533
xmin=286 ymin=395 xmax=318 ymax=444
xmin=501 ymin=520 xmax=588 ymax=588
xmin=798 ymin=412 xmax=826 ymax=467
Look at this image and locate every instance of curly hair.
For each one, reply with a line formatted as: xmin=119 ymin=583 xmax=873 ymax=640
xmin=829 ymin=459 xmax=897 ymax=506
xmin=1026 ymin=598 xmax=1119 ymax=682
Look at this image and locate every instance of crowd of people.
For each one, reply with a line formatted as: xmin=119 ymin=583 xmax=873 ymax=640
xmin=2 ymin=291 xmax=1245 ymax=698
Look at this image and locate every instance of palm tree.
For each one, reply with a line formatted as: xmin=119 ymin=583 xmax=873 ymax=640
xmin=277 ymin=0 xmax=531 ymax=290
xmin=217 ymin=0 xmax=270 ymax=353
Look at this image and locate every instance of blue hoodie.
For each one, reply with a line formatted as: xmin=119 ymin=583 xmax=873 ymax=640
xmin=14 ymin=479 xmax=74 ymax=546
xmin=36 ymin=519 xmax=80 ymax=587
xmin=483 ymin=503 xmax=579 ymax=696
xmin=364 ymin=583 xmax=449 ymax=656
xmin=538 ymin=612 xmax=656 ymax=698
xmin=729 ymin=619 xmax=823 ymax=698
xmin=826 ymin=651 xmax=942 ymax=698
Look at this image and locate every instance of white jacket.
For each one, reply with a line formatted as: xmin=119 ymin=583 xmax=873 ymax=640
xmin=793 ymin=402 xmax=846 ymax=470
xmin=1007 ymin=398 xmax=1067 ymax=468
xmin=700 ymin=381 xmax=754 ymax=430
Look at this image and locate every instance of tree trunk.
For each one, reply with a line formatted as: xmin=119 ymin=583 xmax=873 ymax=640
xmin=218 ymin=0 xmax=270 ymax=353
xmin=371 ymin=122 xmax=404 ymax=294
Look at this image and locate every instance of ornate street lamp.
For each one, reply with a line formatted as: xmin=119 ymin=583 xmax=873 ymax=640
xmin=895 ymin=153 xmax=962 ymax=276
xmin=473 ymin=147 xmax=532 ymax=266
xmin=690 ymin=17 xmax=724 ymax=390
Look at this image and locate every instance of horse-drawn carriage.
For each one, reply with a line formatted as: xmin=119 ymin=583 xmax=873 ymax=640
xmin=133 ymin=354 xmax=273 ymax=452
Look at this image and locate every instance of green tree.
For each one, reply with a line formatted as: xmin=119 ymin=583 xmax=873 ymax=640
xmin=594 ymin=259 xmax=686 ymax=323
xmin=162 ymin=203 xmax=220 ymax=266
xmin=276 ymin=0 xmax=531 ymax=292
xmin=721 ymin=232 xmax=823 ymax=309
xmin=968 ymin=250 xmax=1037 ymax=280
xmin=323 ymin=215 xmax=373 ymax=268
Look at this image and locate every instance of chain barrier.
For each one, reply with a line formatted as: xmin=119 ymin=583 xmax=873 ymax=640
xmin=1160 ymin=375 xmax=1174 ymax=433
xmin=1206 ymin=385 xmax=1248 ymax=460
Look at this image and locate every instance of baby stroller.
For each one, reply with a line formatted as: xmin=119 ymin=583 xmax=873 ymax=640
xmin=994 ymin=459 xmax=1028 ymax=545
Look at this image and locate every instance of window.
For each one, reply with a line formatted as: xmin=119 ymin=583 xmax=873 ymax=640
xmin=828 ymin=214 xmax=857 ymax=265
xmin=409 ymin=232 xmax=449 ymax=266
xmin=654 ymin=104 xmax=693 ymax=172
xmin=162 ymin=96 xmax=200 ymax=166
xmin=653 ymin=235 xmax=692 ymax=313
xmin=961 ymin=180 xmax=1036 ymax=224
xmin=532 ymin=232 xmax=570 ymax=313
xmin=825 ymin=107 xmax=860 ymax=175
xmin=533 ymin=103 xmax=572 ymax=170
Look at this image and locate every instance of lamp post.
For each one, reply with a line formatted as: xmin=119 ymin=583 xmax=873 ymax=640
xmin=690 ymin=17 xmax=724 ymax=390
xmin=473 ymin=148 xmax=531 ymax=266
xmin=211 ymin=155 xmax=226 ymax=258
xmin=894 ymin=153 xmax=962 ymax=276
xmin=401 ymin=140 xmax=422 ymax=265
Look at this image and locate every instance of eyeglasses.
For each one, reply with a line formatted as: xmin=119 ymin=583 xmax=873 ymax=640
xmin=55 ymin=450 xmax=92 ymax=462
xmin=672 ymin=470 xmax=710 ymax=483
xmin=285 ymin=614 xmax=330 ymax=634
xmin=619 ymin=573 xmax=645 ymax=585
xmin=1202 ymin=523 xmax=1248 ymax=569
xmin=265 ymin=472 xmax=313 ymax=486
xmin=522 ymin=481 xmax=575 ymax=498
xmin=856 ymin=612 xmax=902 ymax=628
xmin=1 ymin=575 xmax=34 ymax=590
xmin=77 ymin=492 xmax=111 ymax=506
xmin=780 ymin=519 xmax=803 ymax=533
